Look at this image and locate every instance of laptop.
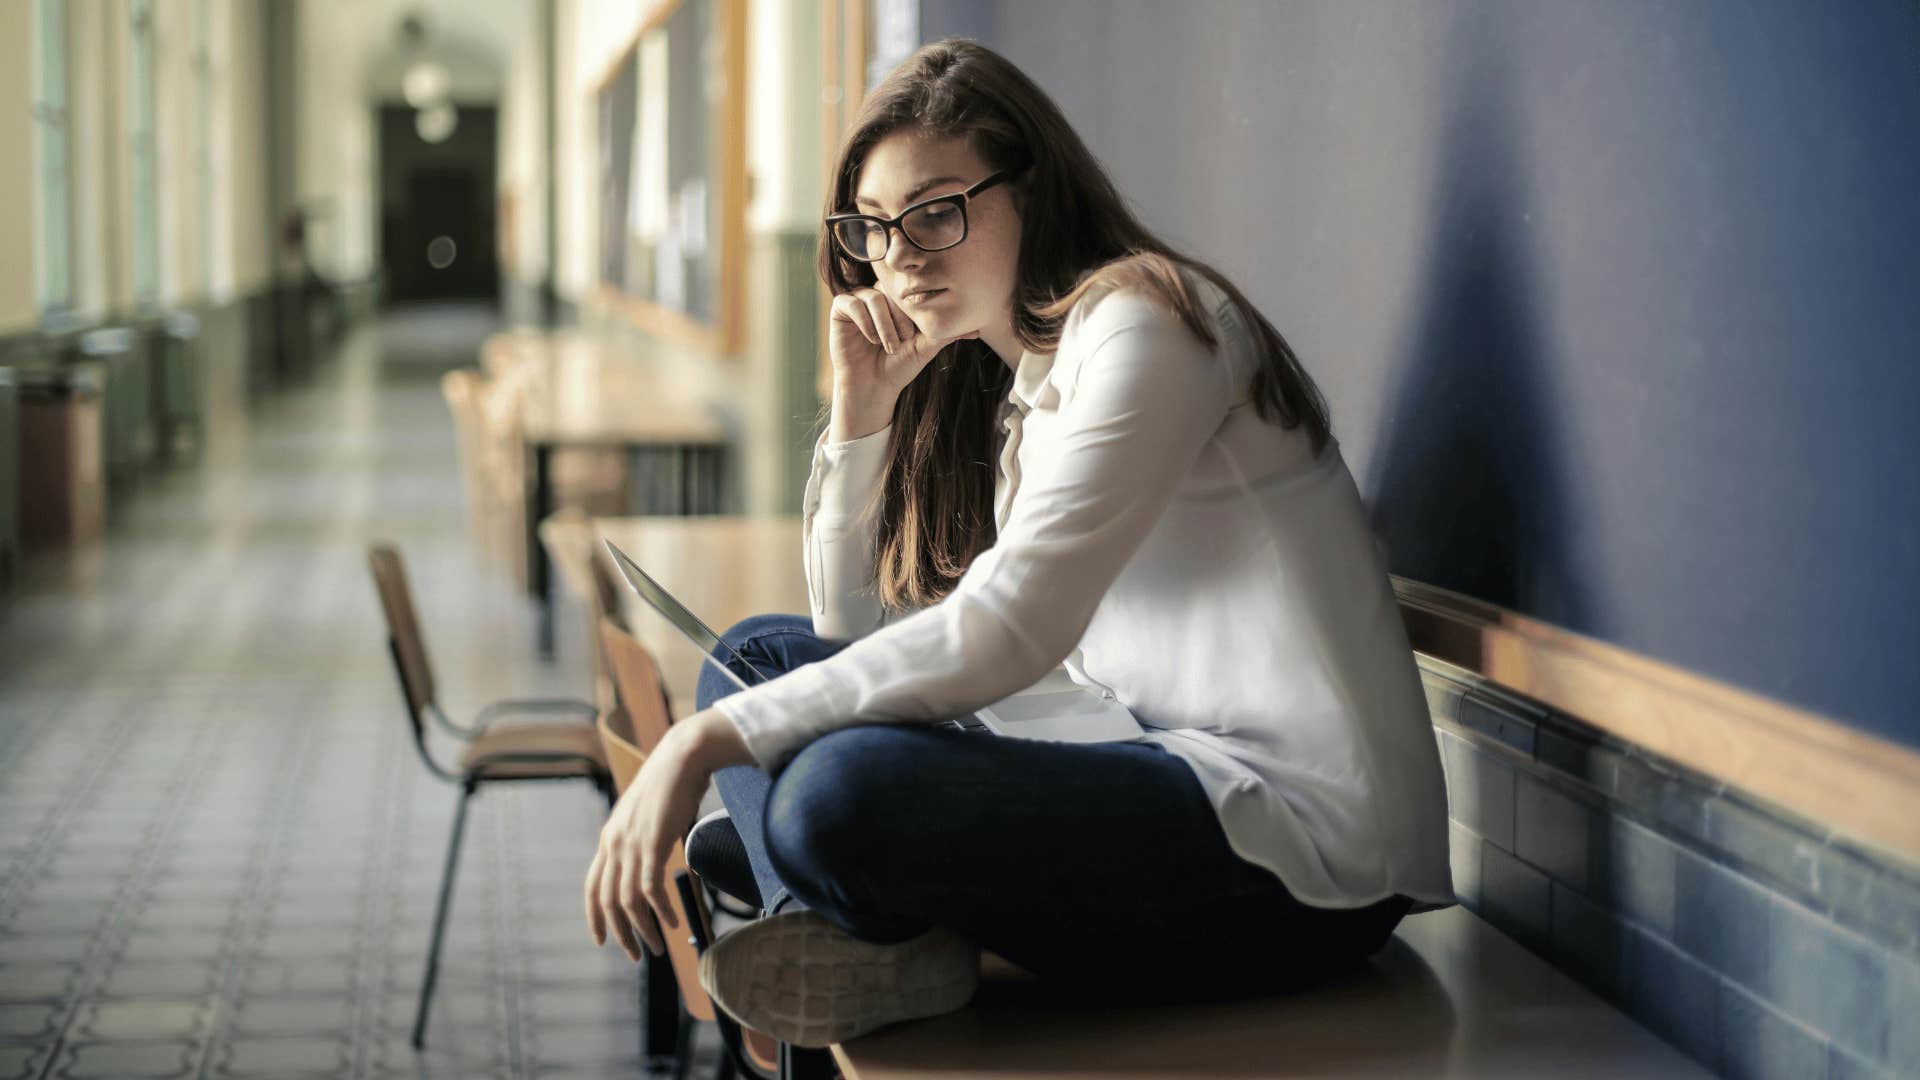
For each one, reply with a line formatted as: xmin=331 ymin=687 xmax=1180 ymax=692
xmin=601 ymin=538 xmax=1145 ymax=744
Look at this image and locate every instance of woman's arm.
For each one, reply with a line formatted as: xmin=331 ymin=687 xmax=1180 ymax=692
xmin=802 ymin=424 xmax=893 ymax=640
xmin=807 ymin=287 xmax=960 ymax=640
xmin=717 ymin=291 xmax=1235 ymax=771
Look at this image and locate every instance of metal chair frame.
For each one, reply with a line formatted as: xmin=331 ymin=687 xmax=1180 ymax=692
xmin=367 ymin=545 xmax=620 ymax=1050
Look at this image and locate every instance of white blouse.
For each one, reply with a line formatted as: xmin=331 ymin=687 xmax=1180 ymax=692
xmin=713 ymin=271 xmax=1456 ymax=912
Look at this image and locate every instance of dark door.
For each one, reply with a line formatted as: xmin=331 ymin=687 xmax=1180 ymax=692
xmin=378 ymin=105 xmax=499 ymax=304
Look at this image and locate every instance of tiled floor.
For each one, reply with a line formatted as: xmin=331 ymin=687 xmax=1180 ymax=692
xmin=0 ymin=306 xmax=708 ymax=1079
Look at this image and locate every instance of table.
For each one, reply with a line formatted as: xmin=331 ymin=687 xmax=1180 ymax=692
xmin=589 ymin=516 xmax=807 ymax=713
xmin=518 ymin=338 xmax=731 ymax=657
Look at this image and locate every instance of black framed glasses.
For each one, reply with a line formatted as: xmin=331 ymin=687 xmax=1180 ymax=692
xmin=826 ymin=168 xmax=1021 ymax=263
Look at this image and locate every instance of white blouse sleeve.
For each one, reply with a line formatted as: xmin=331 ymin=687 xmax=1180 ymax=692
xmin=801 ymin=425 xmax=893 ymax=640
xmin=716 ymin=294 xmax=1233 ymax=771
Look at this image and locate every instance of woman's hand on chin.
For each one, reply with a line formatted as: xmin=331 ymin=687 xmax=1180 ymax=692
xmin=827 ymin=287 xmax=969 ymax=436
xmin=582 ymin=708 xmax=753 ymax=961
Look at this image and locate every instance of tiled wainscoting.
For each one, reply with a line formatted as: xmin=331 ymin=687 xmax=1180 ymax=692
xmin=1423 ymin=657 xmax=1920 ymax=1079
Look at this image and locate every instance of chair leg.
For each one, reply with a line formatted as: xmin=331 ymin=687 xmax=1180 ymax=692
xmin=779 ymin=1043 xmax=836 ymax=1080
xmin=670 ymin=1008 xmax=697 ymax=1080
xmin=412 ymin=779 xmax=477 ymax=1049
xmin=644 ymin=946 xmax=682 ymax=1068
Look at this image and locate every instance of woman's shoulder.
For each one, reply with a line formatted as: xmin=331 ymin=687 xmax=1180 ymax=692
xmin=1059 ymin=256 xmax=1245 ymax=366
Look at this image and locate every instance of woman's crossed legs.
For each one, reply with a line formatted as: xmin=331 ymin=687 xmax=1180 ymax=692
xmin=695 ymin=613 xmax=1408 ymax=1001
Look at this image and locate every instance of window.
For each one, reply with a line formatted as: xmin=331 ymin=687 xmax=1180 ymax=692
xmin=193 ymin=0 xmax=213 ymax=296
xmin=128 ymin=0 xmax=161 ymax=308
xmin=31 ymin=0 xmax=73 ymax=317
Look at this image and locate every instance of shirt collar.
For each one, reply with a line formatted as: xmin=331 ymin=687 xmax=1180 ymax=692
xmin=1009 ymin=348 xmax=1055 ymax=411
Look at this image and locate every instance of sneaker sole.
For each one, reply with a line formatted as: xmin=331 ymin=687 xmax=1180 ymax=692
xmin=699 ymin=910 xmax=980 ymax=1048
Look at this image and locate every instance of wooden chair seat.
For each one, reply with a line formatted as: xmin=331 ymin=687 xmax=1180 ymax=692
xmin=459 ymin=722 xmax=609 ymax=779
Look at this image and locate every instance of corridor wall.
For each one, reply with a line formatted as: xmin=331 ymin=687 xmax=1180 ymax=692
xmin=921 ymin=0 xmax=1920 ymax=749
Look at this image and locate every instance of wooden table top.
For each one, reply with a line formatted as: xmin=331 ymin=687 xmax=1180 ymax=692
xmin=515 ymin=336 xmax=729 ymax=447
xmin=589 ymin=515 xmax=807 ymax=712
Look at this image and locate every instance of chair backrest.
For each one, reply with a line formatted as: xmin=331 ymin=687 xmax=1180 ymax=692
xmin=477 ymin=363 xmax=531 ymax=488
xmin=481 ymin=328 xmax=547 ymax=379
xmin=587 ymin=541 xmax=628 ymax=637
xmin=599 ymin=617 xmax=675 ymax=751
xmin=367 ymin=544 xmax=437 ymax=734
xmin=594 ymin=708 xmax=717 ymax=1024
xmin=539 ymin=508 xmax=618 ymax=710
xmin=441 ymin=369 xmax=493 ymax=560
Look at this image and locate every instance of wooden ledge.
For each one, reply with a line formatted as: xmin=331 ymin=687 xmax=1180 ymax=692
xmin=1394 ymin=577 xmax=1920 ymax=869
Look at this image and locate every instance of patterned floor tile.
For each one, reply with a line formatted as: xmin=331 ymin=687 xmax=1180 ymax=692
xmin=69 ymin=999 xmax=209 ymax=1041
xmin=366 ymin=1032 xmax=509 ymax=1075
xmin=225 ymin=994 xmax=354 ymax=1037
xmin=213 ymin=1035 xmax=352 ymax=1077
xmin=521 ymin=1019 xmax=650 ymax=1069
xmin=0 ymin=964 xmax=81 ymax=1003
xmin=52 ymin=1040 xmax=199 ymax=1079
xmin=113 ymin=929 xmax=232 ymax=964
xmin=0 ymin=1001 xmax=63 ymax=1041
xmin=0 ymin=1046 xmax=50 ymax=1080
xmin=97 ymin=961 xmax=224 ymax=999
xmin=2 ymin=307 xmax=681 ymax=1080
xmin=0 ymin=934 xmax=95 ymax=967
xmin=236 ymin=957 xmax=359 ymax=998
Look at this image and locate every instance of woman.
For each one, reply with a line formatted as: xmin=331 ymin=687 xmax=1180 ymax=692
xmin=584 ymin=39 xmax=1454 ymax=1049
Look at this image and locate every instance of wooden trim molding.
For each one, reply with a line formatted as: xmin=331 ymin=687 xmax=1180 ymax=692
xmin=1394 ymin=576 xmax=1920 ymax=868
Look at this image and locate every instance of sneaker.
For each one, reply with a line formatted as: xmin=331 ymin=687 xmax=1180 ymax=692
xmin=697 ymin=909 xmax=980 ymax=1048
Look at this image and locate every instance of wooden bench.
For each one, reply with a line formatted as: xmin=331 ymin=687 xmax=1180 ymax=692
xmin=833 ymin=906 xmax=1714 ymax=1079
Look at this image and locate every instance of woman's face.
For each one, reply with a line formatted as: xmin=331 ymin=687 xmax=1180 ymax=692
xmin=851 ymin=131 xmax=1022 ymax=350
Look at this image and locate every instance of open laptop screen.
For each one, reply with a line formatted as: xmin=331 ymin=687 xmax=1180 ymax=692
xmin=601 ymin=538 xmax=774 ymax=692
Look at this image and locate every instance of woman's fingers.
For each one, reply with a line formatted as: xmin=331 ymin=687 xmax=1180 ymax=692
xmin=859 ymin=291 xmax=901 ymax=353
xmin=639 ymin=833 xmax=679 ymax=934
xmin=887 ymin=299 xmax=918 ymax=348
xmin=609 ymin=858 xmax=649 ymax=961
xmin=600 ymin=853 xmax=634 ymax=958
xmin=583 ymin=848 xmax=608 ymax=945
xmin=620 ymin=853 xmax=670 ymax=959
xmin=833 ymin=294 xmax=880 ymax=348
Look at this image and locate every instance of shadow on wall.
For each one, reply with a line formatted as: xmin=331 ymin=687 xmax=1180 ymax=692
xmin=1365 ymin=12 xmax=1587 ymax=628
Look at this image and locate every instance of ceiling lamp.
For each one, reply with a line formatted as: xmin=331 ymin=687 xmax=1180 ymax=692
xmin=402 ymin=60 xmax=449 ymax=108
xmin=415 ymin=102 xmax=458 ymax=143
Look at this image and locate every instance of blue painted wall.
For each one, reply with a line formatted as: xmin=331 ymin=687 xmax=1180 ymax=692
xmin=920 ymin=0 xmax=1920 ymax=746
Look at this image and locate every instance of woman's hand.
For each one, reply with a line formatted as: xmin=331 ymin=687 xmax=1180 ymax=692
xmin=583 ymin=708 xmax=753 ymax=961
xmin=828 ymin=287 xmax=968 ymax=441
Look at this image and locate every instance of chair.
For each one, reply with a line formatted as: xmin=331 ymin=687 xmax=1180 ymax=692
xmin=480 ymin=327 xmax=548 ymax=379
xmin=365 ymin=543 xmax=614 ymax=1048
xmin=591 ymin=622 xmax=787 ymax=1076
xmin=538 ymin=508 xmax=629 ymax=713
xmin=594 ymin=684 xmax=783 ymax=1079
xmin=599 ymin=616 xmax=764 ymax=914
xmin=441 ymin=370 xmax=497 ymax=568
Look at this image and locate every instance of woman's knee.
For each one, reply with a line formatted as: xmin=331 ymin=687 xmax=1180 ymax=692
xmin=762 ymin=726 xmax=927 ymax=897
xmin=695 ymin=613 xmax=816 ymax=711
xmin=718 ymin=612 xmax=813 ymax=654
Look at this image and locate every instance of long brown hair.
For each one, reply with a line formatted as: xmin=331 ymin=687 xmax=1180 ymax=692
xmin=820 ymin=39 xmax=1330 ymax=614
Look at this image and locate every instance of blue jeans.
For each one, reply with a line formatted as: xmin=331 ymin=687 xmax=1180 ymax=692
xmin=698 ymin=613 xmax=1411 ymax=1000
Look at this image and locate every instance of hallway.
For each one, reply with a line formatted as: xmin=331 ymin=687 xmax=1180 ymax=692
xmin=0 ymin=309 xmax=684 ymax=1079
